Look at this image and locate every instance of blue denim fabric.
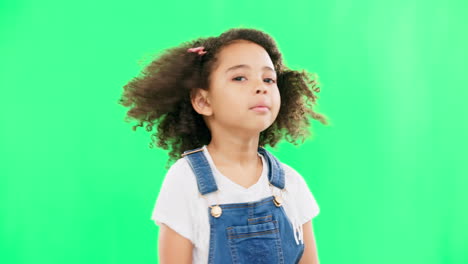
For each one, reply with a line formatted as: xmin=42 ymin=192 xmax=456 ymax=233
xmin=182 ymin=146 xmax=304 ymax=264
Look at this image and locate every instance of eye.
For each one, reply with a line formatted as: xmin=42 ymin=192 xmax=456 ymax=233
xmin=232 ymin=76 xmax=246 ymax=81
xmin=265 ymin=78 xmax=276 ymax=84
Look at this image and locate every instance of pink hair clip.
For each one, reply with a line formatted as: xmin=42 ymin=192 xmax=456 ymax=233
xmin=187 ymin=46 xmax=207 ymax=56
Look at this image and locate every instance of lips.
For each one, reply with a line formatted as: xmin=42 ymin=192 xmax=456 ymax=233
xmin=250 ymin=103 xmax=270 ymax=110
xmin=250 ymin=103 xmax=270 ymax=113
xmin=251 ymin=106 xmax=269 ymax=110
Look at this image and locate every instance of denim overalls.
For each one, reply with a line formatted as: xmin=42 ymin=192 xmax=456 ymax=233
xmin=182 ymin=146 xmax=304 ymax=264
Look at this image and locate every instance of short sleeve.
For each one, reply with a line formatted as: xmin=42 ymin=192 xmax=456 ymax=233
xmin=283 ymin=163 xmax=320 ymax=225
xmin=150 ymin=158 xmax=196 ymax=244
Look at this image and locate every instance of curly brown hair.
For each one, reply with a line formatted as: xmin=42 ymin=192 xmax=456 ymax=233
xmin=118 ymin=27 xmax=329 ymax=169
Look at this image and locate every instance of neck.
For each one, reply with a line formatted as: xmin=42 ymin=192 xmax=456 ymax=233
xmin=206 ymin=132 xmax=261 ymax=168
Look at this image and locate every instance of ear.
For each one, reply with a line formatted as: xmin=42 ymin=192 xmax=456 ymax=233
xmin=190 ymin=88 xmax=213 ymax=116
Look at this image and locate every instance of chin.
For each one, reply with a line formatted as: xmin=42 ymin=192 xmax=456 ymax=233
xmin=252 ymin=122 xmax=274 ymax=133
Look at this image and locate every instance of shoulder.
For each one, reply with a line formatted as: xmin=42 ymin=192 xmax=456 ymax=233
xmin=165 ymin=157 xmax=191 ymax=178
xmin=281 ymin=162 xmax=304 ymax=185
xmin=152 ymin=157 xmax=200 ymax=244
xmin=280 ymin=162 xmax=314 ymax=193
xmin=280 ymin=161 xmax=321 ymax=220
xmin=160 ymin=157 xmax=198 ymax=196
xmin=152 ymin=157 xmax=200 ymax=218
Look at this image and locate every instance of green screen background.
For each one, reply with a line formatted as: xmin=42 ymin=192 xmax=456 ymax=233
xmin=1 ymin=0 xmax=467 ymax=263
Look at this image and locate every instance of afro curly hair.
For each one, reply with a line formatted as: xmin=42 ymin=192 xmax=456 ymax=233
xmin=119 ymin=27 xmax=328 ymax=170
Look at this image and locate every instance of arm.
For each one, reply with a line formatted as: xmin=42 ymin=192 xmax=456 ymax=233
xmin=158 ymin=223 xmax=193 ymax=264
xmin=299 ymin=220 xmax=320 ymax=264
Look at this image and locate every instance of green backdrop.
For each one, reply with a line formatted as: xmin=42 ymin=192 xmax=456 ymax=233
xmin=1 ymin=0 xmax=467 ymax=263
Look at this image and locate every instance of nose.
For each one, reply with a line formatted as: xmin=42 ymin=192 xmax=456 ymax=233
xmin=255 ymin=79 xmax=268 ymax=94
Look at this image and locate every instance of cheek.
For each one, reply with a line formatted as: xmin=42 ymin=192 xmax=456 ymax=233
xmin=273 ymin=88 xmax=281 ymax=107
xmin=212 ymin=93 xmax=241 ymax=114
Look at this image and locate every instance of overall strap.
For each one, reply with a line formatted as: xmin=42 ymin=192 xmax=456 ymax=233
xmin=257 ymin=146 xmax=286 ymax=190
xmin=182 ymin=147 xmax=219 ymax=195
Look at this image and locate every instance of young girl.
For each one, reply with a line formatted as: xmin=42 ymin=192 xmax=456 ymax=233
xmin=119 ymin=27 xmax=328 ymax=264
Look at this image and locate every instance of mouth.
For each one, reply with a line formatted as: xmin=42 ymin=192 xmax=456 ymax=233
xmin=250 ymin=106 xmax=270 ymax=113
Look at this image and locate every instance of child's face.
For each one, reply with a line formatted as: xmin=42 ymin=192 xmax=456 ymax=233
xmin=196 ymin=39 xmax=281 ymax=135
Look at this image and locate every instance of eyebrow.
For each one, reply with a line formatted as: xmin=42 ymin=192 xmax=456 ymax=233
xmin=225 ymin=64 xmax=276 ymax=74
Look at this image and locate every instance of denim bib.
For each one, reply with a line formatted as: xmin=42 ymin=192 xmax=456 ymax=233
xmin=182 ymin=146 xmax=304 ymax=264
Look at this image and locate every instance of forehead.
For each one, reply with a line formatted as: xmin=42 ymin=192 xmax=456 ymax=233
xmin=215 ymin=40 xmax=274 ymax=70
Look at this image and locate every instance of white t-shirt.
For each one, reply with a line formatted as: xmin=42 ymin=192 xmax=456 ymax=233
xmin=151 ymin=145 xmax=320 ymax=264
